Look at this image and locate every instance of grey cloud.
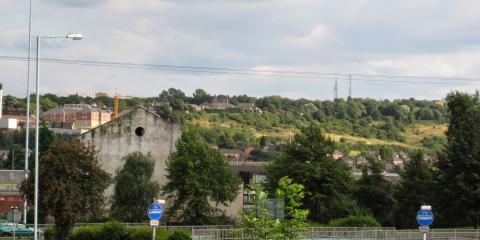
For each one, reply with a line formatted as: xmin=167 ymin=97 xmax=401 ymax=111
xmin=45 ymin=0 xmax=102 ymax=8
xmin=1 ymin=0 xmax=480 ymax=100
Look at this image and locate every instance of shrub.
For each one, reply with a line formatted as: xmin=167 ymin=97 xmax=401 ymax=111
xmin=44 ymin=226 xmax=57 ymax=240
xmin=99 ymin=221 xmax=127 ymax=240
xmin=128 ymin=227 xmax=152 ymax=240
xmin=328 ymin=215 xmax=381 ymax=227
xmin=128 ymin=226 xmax=170 ymax=240
xmin=69 ymin=225 xmax=103 ymax=240
xmin=167 ymin=230 xmax=191 ymax=240
xmin=68 ymin=223 xmax=171 ymax=240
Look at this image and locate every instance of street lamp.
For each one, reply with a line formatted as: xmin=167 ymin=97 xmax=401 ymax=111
xmin=33 ymin=33 xmax=82 ymax=240
xmin=10 ymin=206 xmax=18 ymax=240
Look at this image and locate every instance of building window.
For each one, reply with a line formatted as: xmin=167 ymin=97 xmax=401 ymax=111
xmin=135 ymin=127 xmax=145 ymax=137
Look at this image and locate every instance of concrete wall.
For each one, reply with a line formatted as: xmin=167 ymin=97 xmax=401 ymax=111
xmin=80 ymin=107 xmax=181 ymax=200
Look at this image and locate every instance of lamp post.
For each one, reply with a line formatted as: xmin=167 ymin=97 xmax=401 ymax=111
xmin=33 ymin=33 xmax=82 ymax=240
xmin=24 ymin=0 xmax=33 ymax=225
xmin=10 ymin=206 xmax=18 ymax=240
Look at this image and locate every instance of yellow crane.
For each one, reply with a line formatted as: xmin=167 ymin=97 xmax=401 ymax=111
xmin=114 ymin=89 xmax=119 ymax=118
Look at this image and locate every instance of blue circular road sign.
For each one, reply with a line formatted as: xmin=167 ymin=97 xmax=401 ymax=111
xmin=147 ymin=203 xmax=163 ymax=220
xmin=416 ymin=210 xmax=433 ymax=226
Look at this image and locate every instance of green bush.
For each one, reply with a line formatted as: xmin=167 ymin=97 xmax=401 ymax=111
xmin=167 ymin=230 xmax=191 ymax=240
xmin=128 ymin=227 xmax=152 ymax=240
xmin=328 ymin=215 xmax=381 ymax=227
xmin=44 ymin=226 xmax=57 ymax=240
xmin=68 ymin=222 xmax=172 ymax=240
xmin=99 ymin=221 xmax=127 ymax=240
xmin=128 ymin=226 xmax=170 ymax=240
xmin=69 ymin=224 xmax=103 ymax=240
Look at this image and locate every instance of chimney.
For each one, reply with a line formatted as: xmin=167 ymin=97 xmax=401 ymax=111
xmin=0 ymin=83 xmax=3 ymax=119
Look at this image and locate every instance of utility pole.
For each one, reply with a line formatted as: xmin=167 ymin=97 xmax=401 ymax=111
xmin=348 ymin=74 xmax=352 ymax=98
xmin=334 ymin=77 xmax=338 ymax=100
xmin=24 ymin=0 xmax=33 ymax=225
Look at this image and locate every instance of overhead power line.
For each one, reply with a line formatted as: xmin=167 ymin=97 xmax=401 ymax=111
xmin=0 ymin=55 xmax=479 ymax=86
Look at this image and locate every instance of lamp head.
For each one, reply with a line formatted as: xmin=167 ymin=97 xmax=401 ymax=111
xmin=66 ymin=33 xmax=83 ymax=40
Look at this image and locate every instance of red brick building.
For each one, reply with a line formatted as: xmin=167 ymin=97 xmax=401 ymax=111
xmin=44 ymin=104 xmax=111 ymax=130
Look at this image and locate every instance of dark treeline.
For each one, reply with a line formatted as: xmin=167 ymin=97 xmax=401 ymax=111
xmin=4 ymin=88 xmax=447 ymax=125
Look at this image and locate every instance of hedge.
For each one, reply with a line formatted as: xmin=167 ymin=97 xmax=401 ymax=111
xmin=44 ymin=221 xmax=191 ymax=240
xmin=328 ymin=215 xmax=381 ymax=227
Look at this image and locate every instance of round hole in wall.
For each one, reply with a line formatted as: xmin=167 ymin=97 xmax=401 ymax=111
xmin=135 ymin=127 xmax=145 ymax=137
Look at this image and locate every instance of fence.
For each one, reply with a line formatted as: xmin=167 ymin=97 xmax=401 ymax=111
xmin=7 ymin=224 xmax=480 ymax=239
xmin=192 ymin=227 xmax=397 ymax=239
xmin=191 ymin=227 xmax=480 ymax=240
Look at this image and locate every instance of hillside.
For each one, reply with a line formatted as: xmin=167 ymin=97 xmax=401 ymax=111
xmin=191 ymin=113 xmax=447 ymax=152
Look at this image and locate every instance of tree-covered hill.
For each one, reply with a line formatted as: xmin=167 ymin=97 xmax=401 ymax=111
xmin=2 ymin=88 xmax=448 ymax=155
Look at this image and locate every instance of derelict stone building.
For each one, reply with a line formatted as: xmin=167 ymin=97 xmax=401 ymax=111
xmin=80 ymin=106 xmax=181 ymax=199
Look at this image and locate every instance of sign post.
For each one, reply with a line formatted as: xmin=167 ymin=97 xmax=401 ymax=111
xmin=147 ymin=203 xmax=163 ymax=240
xmin=417 ymin=205 xmax=433 ymax=240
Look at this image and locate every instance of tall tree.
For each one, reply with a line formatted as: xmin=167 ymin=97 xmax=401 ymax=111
xmin=163 ymin=127 xmax=240 ymax=224
xmin=266 ymin=123 xmax=356 ymax=223
xmin=435 ymin=92 xmax=480 ymax=227
xmin=355 ymin=157 xmax=395 ymax=226
xmin=110 ymin=152 xmax=160 ymax=222
xmin=392 ymin=151 xmax=434 ymax=229
xmin=192 ymin=89 xmax=210 ymax=104
xmin=21 ymin=140 xmax=110 ymax=240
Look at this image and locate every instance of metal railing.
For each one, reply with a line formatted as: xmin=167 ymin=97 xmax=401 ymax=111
xmin=192 ymin=227 xmax=397 ymax=239
xmin=13 ymin=224 xmax=480 ymax=240
xmin=191 ymin=227 xmax=480 ymax=240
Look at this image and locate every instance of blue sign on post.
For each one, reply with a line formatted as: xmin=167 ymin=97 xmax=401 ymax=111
xmin=147 ymin=203 xmax=163 ymax=220
xmin=416 ymin=210 xmax=434 ymax=226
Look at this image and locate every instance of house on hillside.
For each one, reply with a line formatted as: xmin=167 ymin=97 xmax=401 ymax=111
xmin=237 ymin=103 xmax=257 ymax=112
xmin=200 ymin=95 xmax=235 ymax=110
xmin=241 ymin=146 xmax=255 ymax=156
xmin=355 ymin=157 xmax=368 ymax=168
xmin=221 ymin=149 xmax=247 ymax=162
xmin=333 ymin=150 xmax=344 ymax=160
xmin=0 ymin=150 xmax=8 ymax=161
xmin=392 ymin=157 xmax=405 ymax=168
xmin=341 ymin=157 xmax=355 ymax=168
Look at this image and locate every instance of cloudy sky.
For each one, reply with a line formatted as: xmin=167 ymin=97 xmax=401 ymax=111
xmin=1 ymin=0 xmax=480 ymax=100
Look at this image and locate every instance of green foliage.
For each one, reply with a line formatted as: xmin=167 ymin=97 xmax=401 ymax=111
xmin=67 ymin=221 xmax=172 ymax=240
xmin=20 ymin=140 xmax=111 ymax=240
xmin=392 ymin=151 xmax=434 ymax=229
xmin=44 ymin=226 xmax=57 ymax=240
xmin=195 ymin=124 xmax=258 ymax=148
xmin=167 ymin=230 xmax=191 ymax=240
xmin=110 ymin=152 xmax=161 ymax=222
xmin=328 ymin=215 xmax=381 ymax=227
xmin=355 ymin=157 xmax=395 ymax=226
xmin=163 ymin=126 xmax=241 ymax=224
xmin=266 ymin=123 xmax=356 ymax=223
xmin=420 ymin=136 xmax=447 ymax=153
xmin=435 ymin=92 xmax=480 ymax=227
xmin=379 ymin=145 xmax=393 ymax=160
xmin=239 ymin=177 xmax=309 ymax=240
